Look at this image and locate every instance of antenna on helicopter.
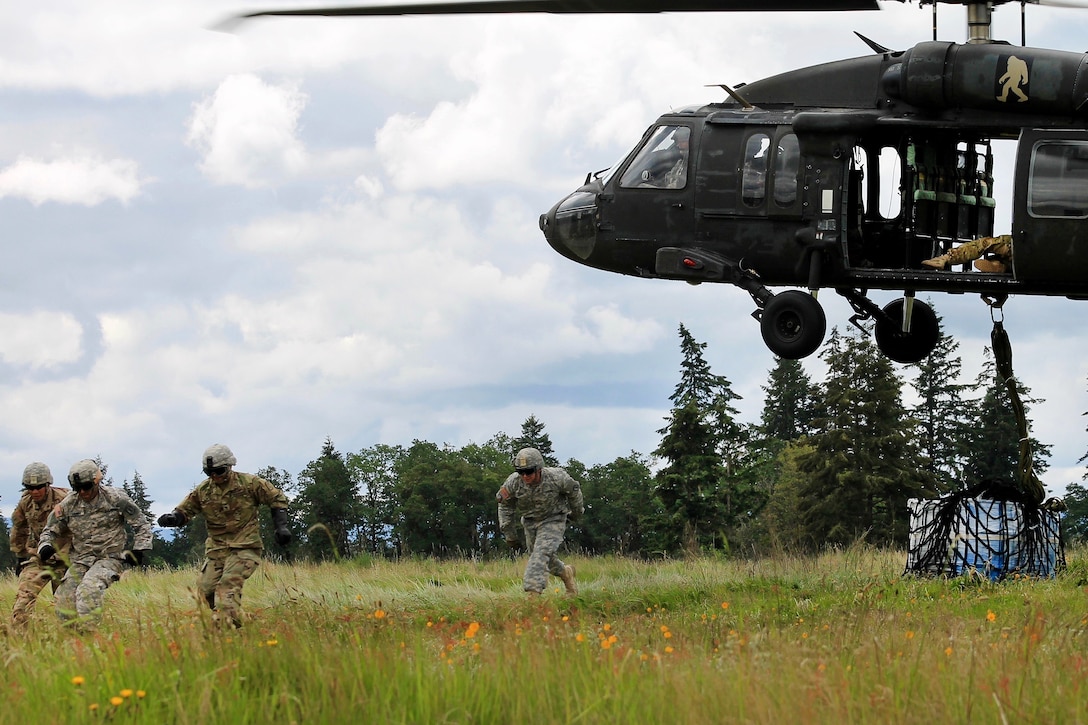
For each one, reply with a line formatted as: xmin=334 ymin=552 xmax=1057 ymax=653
xmin=854 ymin=31 xmax=890 ymax=54
xmin=707 ymin=83 xmax=754 ymax=110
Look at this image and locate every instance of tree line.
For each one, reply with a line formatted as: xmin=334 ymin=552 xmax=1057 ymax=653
xmin=4 ymin=310 xmax=1088 ymax=569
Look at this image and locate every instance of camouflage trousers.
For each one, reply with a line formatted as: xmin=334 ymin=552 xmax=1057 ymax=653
xmin=198 ymin=548 xmax=261 ymax=628
xmin=11 ymin=559 xmax=66 ymax=627
xmin=55 ymin=558 xmax=126 ymax=629
xmin=522 ymin=515 xmax=569 ymax=594
xmin=946 ymin=235 xmax=1012 ymax=265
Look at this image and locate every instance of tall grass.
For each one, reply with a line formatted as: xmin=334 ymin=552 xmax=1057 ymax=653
xmin=2 ymin=546 xmax=1086 ymax=724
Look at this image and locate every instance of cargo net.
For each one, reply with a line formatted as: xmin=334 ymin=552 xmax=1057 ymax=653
xmin=905 ymin=481 xmax=1065 ymax=580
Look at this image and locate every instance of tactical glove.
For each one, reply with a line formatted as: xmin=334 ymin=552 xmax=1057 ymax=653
xmin=37 ymin=544 xmax=56 ymax=562
xmin=15 ymin=557 xmax=29 ymax=576
xmin=272 ymin=508 xmax=292 ymax=547
xmin=123 ymin=550 xmax=145 ymax=566
xmin=157 ymin=510 xmax=187 ymax=527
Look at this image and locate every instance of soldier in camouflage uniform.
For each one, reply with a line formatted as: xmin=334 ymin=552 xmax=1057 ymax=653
xmin=496 ymin=447 xmax=584 ymax=596
xmin=922 ymin=234 xmax=1012 ymax=273
xmin=37 ymin=460 xmax=152 ymax=631
xmin=9 ymin=462 xmax=70 ymax=628
xmin=157 ymin=444 xmax=292 ymax=628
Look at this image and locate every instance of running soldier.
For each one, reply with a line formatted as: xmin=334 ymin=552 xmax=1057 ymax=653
xmin=37 ymin=459 xmax=152 ymax=631
xmin=496 ymin=447 xmax=584 ymax=597
xmin=10 ymin=462 xmax=70 ymax=628
xmin=156 ymin=444 xmax=292 ymax=628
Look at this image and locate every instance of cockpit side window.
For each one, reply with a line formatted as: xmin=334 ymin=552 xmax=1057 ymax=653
xmin=1028 ymin=141 xmax=1088 ymax=219
xmin=742 ymin=133 xmax=771 ymax=207
xmin=620 ymin=125 xmax=691 ymax=189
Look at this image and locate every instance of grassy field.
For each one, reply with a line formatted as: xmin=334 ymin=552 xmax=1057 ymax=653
xmin=2 ymin=546 xmax=1087 ymax=724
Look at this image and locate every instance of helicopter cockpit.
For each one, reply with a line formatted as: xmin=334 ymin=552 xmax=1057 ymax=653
xmin=620 ymin=125 xmax=691 ymax=190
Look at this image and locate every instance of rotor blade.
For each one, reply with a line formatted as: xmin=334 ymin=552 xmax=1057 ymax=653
xmin=231 ymin=0 xmax=882 ymax=22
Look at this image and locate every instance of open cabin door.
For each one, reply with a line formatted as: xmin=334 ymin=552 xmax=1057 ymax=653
xmin=1014 ymin=129 xmax=1088 ymax=284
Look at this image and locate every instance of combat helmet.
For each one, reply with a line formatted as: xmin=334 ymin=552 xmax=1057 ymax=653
xmin=68 ymin=459 xmax=101 ymax=488
xmin=203 ymin=443 xmax=237 ymax=473
xmin=513 ymin=447 xmax=544 ymax=472
xmin=22 ymin=462 xmax=53 ymax=488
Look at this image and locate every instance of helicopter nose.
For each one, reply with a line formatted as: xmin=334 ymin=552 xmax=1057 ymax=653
xmin=541 ymin=191 xmax=597 ymax=262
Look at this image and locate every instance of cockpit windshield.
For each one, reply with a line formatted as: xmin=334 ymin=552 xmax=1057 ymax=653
xmin=594 ymin=151 xmax=631 ymax=187
xmin=619 ymin=125 xmax=692 ymax=190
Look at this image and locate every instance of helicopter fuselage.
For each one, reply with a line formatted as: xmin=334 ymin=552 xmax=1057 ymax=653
xmin=540 ymin=40 xmax=1088 ymax=359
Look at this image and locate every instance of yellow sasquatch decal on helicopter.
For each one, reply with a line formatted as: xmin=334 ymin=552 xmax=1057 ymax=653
xmin=998 ymin=55 xmax=1030 ymax=103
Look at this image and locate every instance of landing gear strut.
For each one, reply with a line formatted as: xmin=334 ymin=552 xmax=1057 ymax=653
xmin=728 ymin=263 xmax=828 ymax=360
xmin=840 ymin=290 xmax=939 ymax=364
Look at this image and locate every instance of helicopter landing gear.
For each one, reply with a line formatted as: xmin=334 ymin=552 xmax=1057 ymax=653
xmin=873 ymin=297 xmax=939 ymax=363
xmin=759 ymin=290 xmax=827 ymax=360
xmin=840 ymin=290 xmax=939 ymax=363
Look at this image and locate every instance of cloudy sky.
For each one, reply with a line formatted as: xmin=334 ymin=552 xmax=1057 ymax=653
xmin=2 ymin=1 xmax=1087 ymax=517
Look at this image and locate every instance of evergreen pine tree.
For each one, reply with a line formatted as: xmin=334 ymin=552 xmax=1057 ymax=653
xmin=909 ymin=314 xmax=972 ymax=491
xmin=796 ymin=327 xmax=936 ymax=547
xmin=961 ymin=349 xmax=1051 ymax=488
xmin=759 ymin=356 xmax=820 ymax=442
xmin=295 ymin=438 xmax=359 ymax=560
xmin=655 ymin=402 xmax=729 ymax=553
xmin=737 ymin=357 xmax=821 ymax=552
xmin=1066 ymin=385 xmax=1088 ymax=542
xmin=1061 ymin=482 xmax=1088 ymax=543
xmin=513 ymin=415 xmax=558 ymax=466
xmin=116 ymin=469 xmax=155 ymax=556
xmin=0 ymin=517 xmax=13 ymax=571
xmin=123 ymin=471 xmax=154 ymax=521
xmin=655 ymin=324 xmax=752 ymax=551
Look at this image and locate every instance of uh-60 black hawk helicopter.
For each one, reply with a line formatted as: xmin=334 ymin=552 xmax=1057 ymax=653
xmin=231 ymin=0 xmax=1088 ymax=363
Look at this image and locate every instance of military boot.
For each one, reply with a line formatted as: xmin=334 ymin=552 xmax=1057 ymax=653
xmin=974 ymin=258 xmax=1008 ymax=273
xmin=560 ymin=564 xmax=577 ymax=595
xmin=921 ymin=253 xmax=950 ymax=269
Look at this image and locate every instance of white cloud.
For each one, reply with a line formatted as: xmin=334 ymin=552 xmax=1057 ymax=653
xmin=0 ymin=155 xmax=142 ymax=205
xmin=187 ymin=73 xmax=309 ymax=187
xmin=0 ymin=311 xmax=83 ymax=369
xmin=5 ymin=1 xmax=1088 ymax=518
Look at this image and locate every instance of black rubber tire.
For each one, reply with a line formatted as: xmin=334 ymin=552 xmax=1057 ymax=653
xmin=874 ymin=298 xmax=939 ymax=364
xmin=760 ymin=290 xmax=827 ymax=359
